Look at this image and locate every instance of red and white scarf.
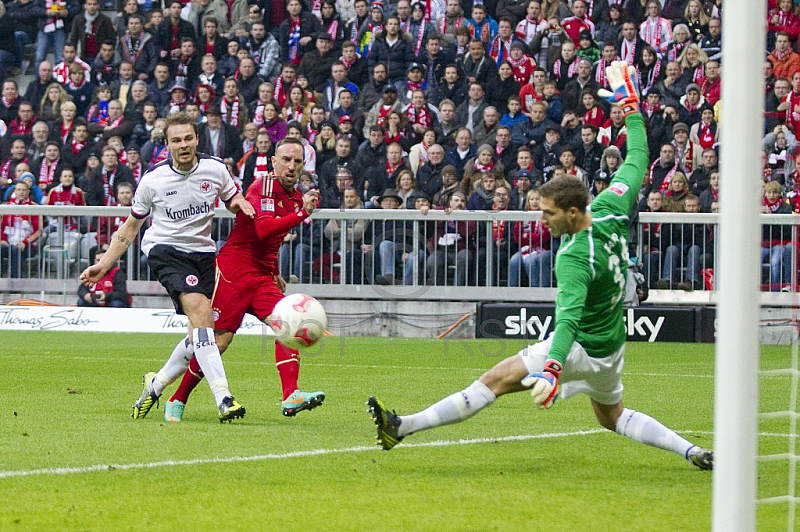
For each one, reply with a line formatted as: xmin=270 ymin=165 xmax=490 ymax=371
xmin=639 ymin=59 xmax=662 ymax=92
xmin=439 ymin=15 xmax=463 ymax=36
xmin=620 ymin=39 xmax=637 ymax=64
xmin=641 ymin=100 xmax=663 ymax=117
xmin=474 ymin=159 xmax=494 ymax=172
xmin=325 ymin=19 xmax=339 ymax=40
xmin=129 ymin=162 xmax=143 ymax=184
xmin=221 ymin=97 xmax=240 ymax=128
xmin=406 ymin=105 xmax=431 ymax=127
xmin=667 ymin=41 xmax=687 ymax=62
xmin=411 ymin=20 xmax=426 ymax=55
xmin=698 ymin=122 xmax=716 ymax=149
xmin=101 ymin=165 xmax=117 ymax=203
xmin=491 ymin=209 xmax=505 ymax=240
xmin=553 ymin=58 xmax=579 ymax=80
xmin=386 ymin=160 xmax=402 ymax=176
xmin=376 ymin=104 xmax=393 ymax=127
xmin=2 ymin=96 xmax=17 ymax=109
xmin=71 ymin=138 xmax=86 ymax=155
xmin=44 ymin=0 xmax=65 ymax=34
xmin=773 ymin=48 xmax=791 ymax=63
xmin=255 ymin=152 xmax=270 ymax=178
xmin=595 ymin=57 xmax=619 ymax=88
xmin=67 ymin=77 xmax=87 ymax=91
xmin=275 ymin=76 xmax=293 ymax=108
xmin=39 ymin=158 xmax=59 ymax=188
xmin=764 ymin=195 xmax=784 ymax=213
xmin=516 ymin=16 xmax=543 ymax=41
xmin=691 ymin=64 xmax=704 ymax=85
xmin=651 ymin=158 xmax=678 ymax=192
xmin=489 ymin=36 xmax=511 ymax=63
xmin=252 ymin=102 xmax=265 ymax=127
xmin=287 ymin=106 xmax=304 ymax=123
xmin=60 ymin=121 xmax=73 ymax=144
xmin=0 ymin=156 xmax=26 ymax=182
xmin=107 ymin=114 xmax=124 ymax=130
xmin=642 ymin=17 xmax=667 ymax=52
xmin=418 ymin=141 xmax=431 ymax=164
xmin=9 ymin=118 xmax=34 ymax=136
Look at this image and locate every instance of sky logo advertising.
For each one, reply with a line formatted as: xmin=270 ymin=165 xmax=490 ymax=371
xmin=477 ymin=304 xmax=699 ymax=342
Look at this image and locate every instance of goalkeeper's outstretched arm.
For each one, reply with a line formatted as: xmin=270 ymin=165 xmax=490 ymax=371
xmin=596 ymin=61 xmax=650 ymax=215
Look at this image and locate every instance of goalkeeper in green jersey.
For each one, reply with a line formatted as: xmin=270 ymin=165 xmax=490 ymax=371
xmin=368 ymin=62 xmax=714 ymax=470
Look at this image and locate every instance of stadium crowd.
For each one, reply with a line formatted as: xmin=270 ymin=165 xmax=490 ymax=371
xmin=0 ymin=0 xmax=796 ymax=291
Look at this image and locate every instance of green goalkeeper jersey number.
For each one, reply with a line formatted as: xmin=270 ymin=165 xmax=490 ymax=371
xmin=547 ymin=114 xmax=650 ymax=365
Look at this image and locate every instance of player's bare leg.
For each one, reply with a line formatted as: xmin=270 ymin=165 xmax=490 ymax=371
xmin=593 ymin=399 xmax=714 ymax=470
xmin=368 ymin=354 xmax=531 ymax=450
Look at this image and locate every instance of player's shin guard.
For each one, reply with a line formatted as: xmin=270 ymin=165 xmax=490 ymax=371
xmin=614 ymin=408 xmax=694 ymax=457
xmin=154 ymin=336 xmax=194 ymax=396
xmin=192 ymin=327 xmax=230 ymax=405
xmin=170 ymin=356 xmax=204 ymax=404
xmin=398 ymin=380 xmax=496 ymax=437
xmin=275 ymin=341 xmax=299 ymax=400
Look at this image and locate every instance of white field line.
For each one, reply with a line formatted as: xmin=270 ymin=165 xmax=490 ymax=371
xmin=0 ymin=428 xmax=791 ymax=480
xmin=0 ymin=354 xmax=720 ymax=378
xmin=0 ymin=429 xmax=606 ymax=480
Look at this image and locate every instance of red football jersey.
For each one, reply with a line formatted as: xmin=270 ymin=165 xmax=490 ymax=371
xmin=218 ymin=176 xmax=308 ymax=275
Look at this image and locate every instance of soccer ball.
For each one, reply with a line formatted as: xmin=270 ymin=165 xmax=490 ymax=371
xmin=266 ymin=294 xmax=328 ymax=350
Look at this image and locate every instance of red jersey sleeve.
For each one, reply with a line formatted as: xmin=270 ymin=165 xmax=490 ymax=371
xmin=248 ymin=177 xmax=310 ymax=241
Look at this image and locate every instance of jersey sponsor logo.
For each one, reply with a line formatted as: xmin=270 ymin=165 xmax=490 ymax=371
xmin=608 ymin=183 xmax=629 ymax=196
xmin=504 ymin=308 xmax=552 ymax=340
xmin=185 ymin=274 xmax=199 ymax=287
xmin=200 ymin=180 xmax=212 ymax=193
xmin=165 ymin=202 xmax=213 ymax=220
xmin=261 ymin=198 xmax=275 ymax=212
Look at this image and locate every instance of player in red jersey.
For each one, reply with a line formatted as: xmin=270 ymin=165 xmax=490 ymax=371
xmin=157 ymin=137 xmax=325 ymax=422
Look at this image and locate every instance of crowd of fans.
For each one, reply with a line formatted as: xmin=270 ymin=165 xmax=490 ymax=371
xmin=0 ymin=0 xmax=796 ymax=291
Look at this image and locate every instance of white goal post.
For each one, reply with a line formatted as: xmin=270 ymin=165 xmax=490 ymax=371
xmin=713 ymin=0 xmax=765 ymax=530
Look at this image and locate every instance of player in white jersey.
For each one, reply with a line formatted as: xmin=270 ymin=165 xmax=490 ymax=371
xmin=80 ymin=111 xmax=256 ymax=423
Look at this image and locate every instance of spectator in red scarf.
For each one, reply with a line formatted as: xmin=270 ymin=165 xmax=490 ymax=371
xmin=768 ymin=0 xmax=800 ymax=47
xmin=761 ymin=180 xmax=794 ymax=291
xmin=508 ymin=188 xmax=553 ymax=287
xmin=1 ymin=180 xmax=42 ymax=278
xmin=700 ymin=59 xmax=720 ymax=107
xmin=698 ymin=170 xmax=719 ymax=213
xmin=768 ymin=31 xmax=800 ymax=82
xmin=60 ymin=120 xmax=95 ymax=178
xmin=77 ymin=247 xmax=131 ymax=307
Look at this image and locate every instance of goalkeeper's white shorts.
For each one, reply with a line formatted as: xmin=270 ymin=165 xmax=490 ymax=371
xmin=519 ymin=335 xmax=625 ymax=405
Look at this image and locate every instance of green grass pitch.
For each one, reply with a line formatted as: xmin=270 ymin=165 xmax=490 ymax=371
xmin=0 ymin=331 xmax=795 ymax=531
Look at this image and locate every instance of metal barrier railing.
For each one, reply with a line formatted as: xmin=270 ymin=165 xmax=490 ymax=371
xmin=1 ymin=205 xmax=798 ymax=300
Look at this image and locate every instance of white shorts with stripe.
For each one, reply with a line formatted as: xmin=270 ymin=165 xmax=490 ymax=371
xmin=519 ymin=335 xmax=625 ymax=405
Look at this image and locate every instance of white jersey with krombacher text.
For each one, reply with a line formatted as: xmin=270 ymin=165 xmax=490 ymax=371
xmin=131 ymin=154 xmax=238 ymax=255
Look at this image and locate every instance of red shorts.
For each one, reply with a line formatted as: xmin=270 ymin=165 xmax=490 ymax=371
xmin=212 ymin=257 xmax=283 ymax=332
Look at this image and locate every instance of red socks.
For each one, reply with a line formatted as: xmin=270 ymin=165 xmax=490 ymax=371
xmin=275 ymin=341 xmax=299 ymax=400
xmin=169 ymin=356 xmax=204 ymax=404
xmin=168 ymin=343 xmax=300 ymax=403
